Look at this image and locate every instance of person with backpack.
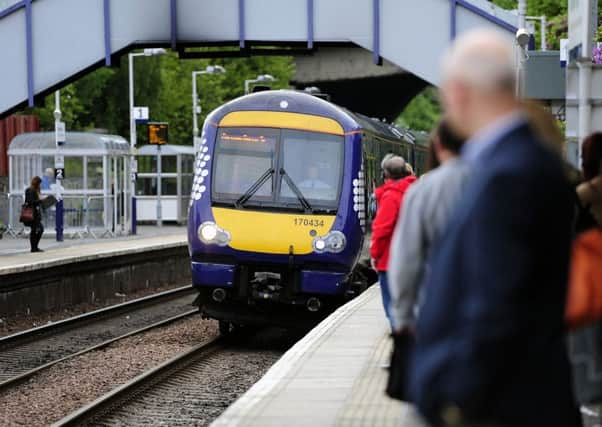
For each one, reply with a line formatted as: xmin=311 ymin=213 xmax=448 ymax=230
xmin=566 ymin=132 xmax=602 ymax=426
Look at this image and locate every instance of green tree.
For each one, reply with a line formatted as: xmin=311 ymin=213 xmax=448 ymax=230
xmin=25 ymin=51 xmax=294 ymax=146
xmin=395 ymin=87 xmax=441 ymax=132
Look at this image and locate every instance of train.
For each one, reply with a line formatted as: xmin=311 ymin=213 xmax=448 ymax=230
xmin=187 ymin=90 xmax=427 ymax=333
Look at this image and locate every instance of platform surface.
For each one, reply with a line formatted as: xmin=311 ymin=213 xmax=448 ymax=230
xmin=212 ymin=286 xmax=428 ymax=427
xmin=0 ymin=226 xmax=187 ymax=275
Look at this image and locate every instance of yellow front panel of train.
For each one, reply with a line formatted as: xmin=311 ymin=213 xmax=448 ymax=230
xmin=212 ymin=207 xmax=336 ymax=255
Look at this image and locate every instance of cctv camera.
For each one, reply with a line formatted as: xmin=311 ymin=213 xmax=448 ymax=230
xmin=516 ymin=28 xmax=530 ymax=48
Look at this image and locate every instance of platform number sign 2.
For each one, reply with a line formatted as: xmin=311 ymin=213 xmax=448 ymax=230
xmin=55 ymin=168 xmax=65 ymax=180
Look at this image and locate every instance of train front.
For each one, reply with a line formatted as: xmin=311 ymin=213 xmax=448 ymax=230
xmin=187 ymin=91 xmax=366 ymax=328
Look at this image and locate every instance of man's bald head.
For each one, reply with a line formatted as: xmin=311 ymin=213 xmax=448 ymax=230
xmin=442 ymin=29 xmax=516 ymax=94
xmin=439 ymin=29 xmax=520 ymax=139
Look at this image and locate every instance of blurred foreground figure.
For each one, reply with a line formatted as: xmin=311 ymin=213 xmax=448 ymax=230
xmin=566 ymin=133 xmax=602 ymax=426
xmin=409 ymin=29 xmax=581 ymax=427
xmin=387 ymin=120 xmax=466 ymax=334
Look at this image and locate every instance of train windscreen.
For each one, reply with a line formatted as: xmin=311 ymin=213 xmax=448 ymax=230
xmin=279 ymin=129 xmax=343 ymax=208
xmin=212 ymin=127 xmax=343 ymax=212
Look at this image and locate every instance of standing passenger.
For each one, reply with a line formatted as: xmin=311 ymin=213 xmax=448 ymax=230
xmin=370 ymin=156 xmax=416 ymax=328
xmin=387 ymin=120 xmax=467 ymax=335
xmin=25 ymin=176 xmax=44 ymax=253
xmin=409 ymin=29 xmax=581 ymax=427
xmin=566 ymin=133 xmax=602 ymax=427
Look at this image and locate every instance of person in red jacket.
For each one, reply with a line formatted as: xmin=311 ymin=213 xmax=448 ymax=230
xmin=370 ymin=155 xmax=417 ymax=327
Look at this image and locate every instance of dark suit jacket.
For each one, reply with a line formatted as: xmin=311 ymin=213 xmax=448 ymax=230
xmin=409 ymin=123 xmax=581 ymax=427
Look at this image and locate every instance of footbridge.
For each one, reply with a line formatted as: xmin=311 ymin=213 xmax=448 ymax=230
xmin=1 ymin=0 xmax=517 ymax=117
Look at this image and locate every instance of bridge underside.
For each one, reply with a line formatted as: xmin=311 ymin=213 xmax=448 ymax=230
xmin=292 ymin=73 xmax=428 ymax=123
xmin=291 ymin=46 xmax=429 ymax=121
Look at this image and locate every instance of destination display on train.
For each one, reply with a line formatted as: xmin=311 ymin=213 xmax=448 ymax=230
xmin=148 ymin=122 xmax=168 ymax=145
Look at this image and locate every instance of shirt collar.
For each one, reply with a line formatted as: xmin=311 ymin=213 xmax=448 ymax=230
xmin=461 ymin=111 xmax=526 ymax=165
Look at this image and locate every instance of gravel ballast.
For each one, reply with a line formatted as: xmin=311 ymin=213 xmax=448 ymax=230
xmin=0 ymin=316 xmax=218 ymax=427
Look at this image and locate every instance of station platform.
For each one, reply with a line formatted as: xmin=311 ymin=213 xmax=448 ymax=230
xmin=0 ymin=225 xmax=187 ymax=275
xmin=212 ymin=286 xmax=427 ymax=427
xmin=0 ymin=226 xmax=190 ymax=317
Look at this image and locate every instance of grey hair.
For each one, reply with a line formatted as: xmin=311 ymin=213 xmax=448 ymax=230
xmin=380 ymin=153 xmax=395 ymax=170
xmin=441 ymin=28 xmax=516 ymax=94
xmin=383 ymin=155 xmax=406 ymax=180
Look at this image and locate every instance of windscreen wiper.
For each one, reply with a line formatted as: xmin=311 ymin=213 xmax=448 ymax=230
xmin=235 ymin=168 xmax=275 ymax=208
xmin=280 ymin=168 xmax=313 ymax=213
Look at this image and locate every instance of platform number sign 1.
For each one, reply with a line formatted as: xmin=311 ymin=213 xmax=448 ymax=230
xmin=148 ymin=122 xmax=168 ymax=145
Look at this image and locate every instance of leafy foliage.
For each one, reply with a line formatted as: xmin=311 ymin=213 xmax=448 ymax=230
xmin=395 ymin=87 xmax=441 ymax=132
xmin=26 ymin=53 xmax=293 ymax=146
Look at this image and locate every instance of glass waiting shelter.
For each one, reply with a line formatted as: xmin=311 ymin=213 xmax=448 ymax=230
xmin=7 ymin=132 xmax=131 ymax=238
xmin=136 ymin=144 xmax=195 ymax=224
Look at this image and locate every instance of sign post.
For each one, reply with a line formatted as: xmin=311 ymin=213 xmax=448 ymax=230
xmin=148 ymin=122 xmax=168 ymax=227
xmin=566 ymin=0 xmax=600 ymax=167
xmin=54 ymin=91 xmax=64 ymax=242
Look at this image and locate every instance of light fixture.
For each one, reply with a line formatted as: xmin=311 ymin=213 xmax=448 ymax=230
xmin=198 ymin=221 xmax=231 ymax=246
xmin=312 ymin=231 xmax=346 ymax=253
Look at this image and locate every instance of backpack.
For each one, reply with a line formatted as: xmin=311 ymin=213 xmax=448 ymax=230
xmin=565 ymin=228 xmax=602 ymax=330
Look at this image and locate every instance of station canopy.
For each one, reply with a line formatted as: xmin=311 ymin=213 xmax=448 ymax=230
xmin=7 ymin=131 xmax=131 ymax=237
xmin=8 ymin=132 xmax=130 ymax=156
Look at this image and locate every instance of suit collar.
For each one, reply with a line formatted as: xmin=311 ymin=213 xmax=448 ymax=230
xmin=461 ymin=111 xmax=527 ymax=165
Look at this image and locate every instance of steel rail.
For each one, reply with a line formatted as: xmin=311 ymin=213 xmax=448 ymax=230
xmin=0 ymin=285 xmax=197 ymax=391
xmin=0 ymin=284 xmax=194 ymax=350
xmin=0 ymin=309 xmax=199 ymax=392
xmin=52 ymin=336 xmax=227 ymax=427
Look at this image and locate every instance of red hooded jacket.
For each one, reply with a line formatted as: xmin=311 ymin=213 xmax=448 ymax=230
xmin=370 ymin=175 xmax=417 ymax=271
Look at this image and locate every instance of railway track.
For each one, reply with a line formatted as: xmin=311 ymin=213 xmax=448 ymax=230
xmin=53 ymin=330 xmax=286 ymax=427
xmin=0 ymin=285 xmax=198 ymax=390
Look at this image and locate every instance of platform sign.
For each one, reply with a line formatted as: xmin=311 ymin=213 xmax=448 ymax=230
xmin=148 ymin=122 xmax=168 ymax=145
xmin=55 ymin=168 xmax=65 ymax=180
xmin=133 ymin=106 xmax=149 ymax=123
xmin=54 ymin=154 xmax=64 ymax=169
xmin=55 ymin=121 xmax=66 ymax=145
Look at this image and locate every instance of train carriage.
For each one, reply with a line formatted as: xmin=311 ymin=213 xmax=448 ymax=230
xmin=187 ymin=90 xmax=426 ymax=332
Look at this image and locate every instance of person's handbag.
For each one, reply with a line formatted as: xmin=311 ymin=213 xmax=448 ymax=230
xmin=565 ymin=228 xmax=602 ymax=330
xmin=386 ymin=331 xmax=415 ymax=401
xmin=19 ymin=204 xmax=34 ymax=224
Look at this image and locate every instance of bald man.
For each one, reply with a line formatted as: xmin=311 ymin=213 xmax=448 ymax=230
xmin=409 ymin=30 xmax=581 ymax=427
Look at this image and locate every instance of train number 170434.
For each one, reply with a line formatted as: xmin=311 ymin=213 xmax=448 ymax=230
xmin=294 ymin=218 xmax=325 ymax=227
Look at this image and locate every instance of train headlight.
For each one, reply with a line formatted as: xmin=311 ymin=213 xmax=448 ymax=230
xmin=198 ymin=222 xmax=231 ymax=246
xmin=312 ymin=231 xmax=346 ymax=254
xmin=314 ymin=239 xmax=326 ymax=251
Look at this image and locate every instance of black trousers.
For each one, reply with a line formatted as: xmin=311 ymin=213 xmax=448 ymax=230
xmin=29 ymin=221 xmax=43 ymax=251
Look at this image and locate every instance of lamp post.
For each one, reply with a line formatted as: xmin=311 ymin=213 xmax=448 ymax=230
xmin=515 ymin=0 xmax=529 ymax=98
xmin=526 ymin=15 xmax=547 ymax=50
xmin=192 ymin=65 xmax=226 ymax=152
xmin=128 ymin=48 xmax=166 ymax=234
xmin=244 ymin=74 xmax=276 ymax=95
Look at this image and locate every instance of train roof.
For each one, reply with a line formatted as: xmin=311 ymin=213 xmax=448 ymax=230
xmin=206 ymin=90 xmax=416 ymax=143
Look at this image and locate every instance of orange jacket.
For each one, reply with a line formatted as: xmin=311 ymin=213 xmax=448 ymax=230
xmin=565 ymin=228 xmax=602 ymax=329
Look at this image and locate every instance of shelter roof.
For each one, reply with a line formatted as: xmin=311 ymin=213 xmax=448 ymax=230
xmin=8 ymin=132 xmax=130 ymax=155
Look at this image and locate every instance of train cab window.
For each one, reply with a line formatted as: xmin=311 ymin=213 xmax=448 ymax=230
xmin=213 ymin=128 xmax=278 ymax=201
xmin=279 ymin=129 xmax=343 ymax=209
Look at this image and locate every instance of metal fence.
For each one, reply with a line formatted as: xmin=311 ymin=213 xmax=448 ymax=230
xmin=3 ymin=193 xmax=126 ymax=239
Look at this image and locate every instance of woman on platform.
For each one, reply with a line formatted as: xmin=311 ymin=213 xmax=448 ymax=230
xmin=24 ymin=176 xmax=44 ymax=252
